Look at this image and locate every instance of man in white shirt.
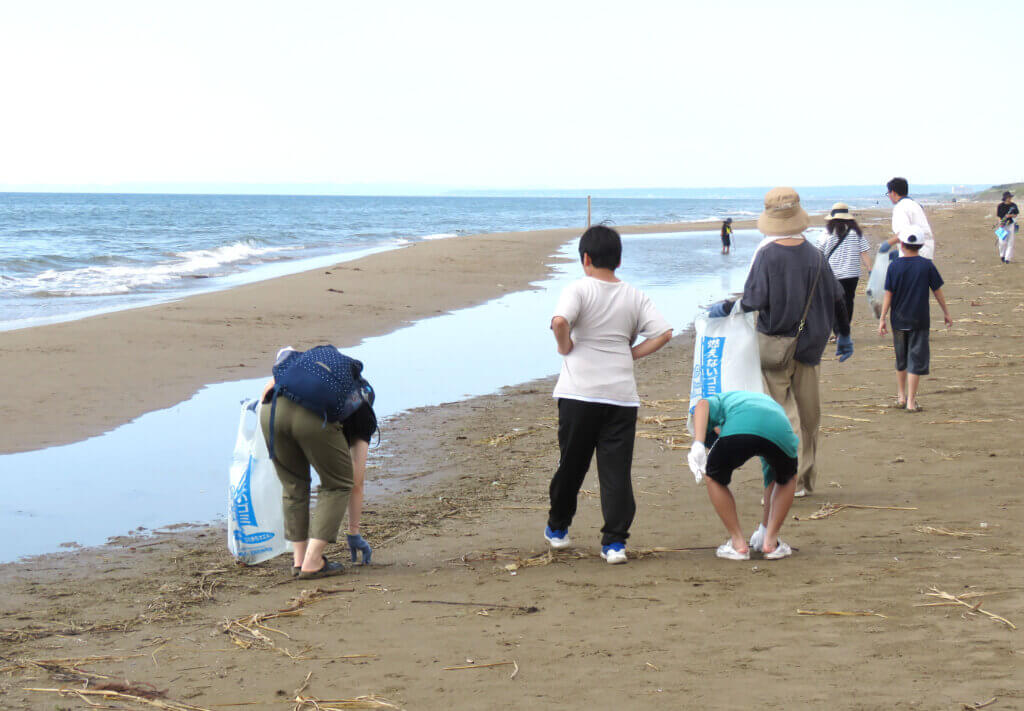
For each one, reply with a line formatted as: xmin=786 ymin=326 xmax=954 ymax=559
xmin=883 ymin=177 xmax=935 ymax=260
xmin=545 ymin=225 xmax=673 ymax=564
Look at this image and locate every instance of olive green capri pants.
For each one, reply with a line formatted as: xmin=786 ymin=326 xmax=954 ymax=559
xmin=260 ymin=398 xmax=354 ymax=543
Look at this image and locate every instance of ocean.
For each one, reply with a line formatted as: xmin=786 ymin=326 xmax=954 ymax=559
xmin=0 ymin=191 xmax=893 ymax=330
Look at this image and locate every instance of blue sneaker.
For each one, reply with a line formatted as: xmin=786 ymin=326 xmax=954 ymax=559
xmin=544 ymin=526 xmax=572 ymax=549
xmin=600 ymin=542 xmax=627 ymax=564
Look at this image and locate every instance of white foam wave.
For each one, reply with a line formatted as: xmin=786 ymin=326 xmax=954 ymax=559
xmin=419 ymin=232 xmax=459 ymax=240
xmin=3 ymin=241 xmax=301 ymax=297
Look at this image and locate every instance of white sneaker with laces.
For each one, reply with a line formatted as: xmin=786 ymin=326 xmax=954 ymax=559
xmin=794 ymin=489 xmax=807 ymax=498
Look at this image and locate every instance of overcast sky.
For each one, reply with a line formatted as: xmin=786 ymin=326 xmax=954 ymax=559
xmin=1 ymin=1 xmax=1020 ymax=193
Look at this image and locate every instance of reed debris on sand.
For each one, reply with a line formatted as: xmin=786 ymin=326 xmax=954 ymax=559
xmin=797 ymin=502 xmax=918 ymax=521
xmin=914 ymin=525 xmax=987 ymax=538
xmin=25 ymin=686 xmax=212 ymax=711
xmin=221 ymin=586 xmax=355 ymax=657
xmin=291 ymin=671 xmax=404 ymax=710
xmin=796 ymin=609 xmax=888 ymax=619
xmin=443 ymin=659 xmax=519 ymax=679
xmin=916 ymin=587 xmax=1016 ymax=630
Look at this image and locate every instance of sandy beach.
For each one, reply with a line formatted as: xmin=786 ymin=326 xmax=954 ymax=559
xmin=2 ymin=201 xmax=1022 ymax=709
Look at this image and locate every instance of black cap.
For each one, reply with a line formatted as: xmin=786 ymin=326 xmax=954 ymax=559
xmin=1003 ymin=191 xmax=1014 ymax=200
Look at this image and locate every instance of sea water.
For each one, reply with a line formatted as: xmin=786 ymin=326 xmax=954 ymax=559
xmin=0 ymin=191 xmax=888 ymax=329
xmin=0 ymin=228 xmax=763 ymax=562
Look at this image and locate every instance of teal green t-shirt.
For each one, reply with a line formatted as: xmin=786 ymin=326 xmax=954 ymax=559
xmin=705 ymin=391 xmax=799 ymax=457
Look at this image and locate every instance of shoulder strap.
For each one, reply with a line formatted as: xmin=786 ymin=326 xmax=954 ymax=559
xmin=797 ymin=254 xmax=825 ymax=334
xmin=825 ymin=232 xmax=849 ymax=261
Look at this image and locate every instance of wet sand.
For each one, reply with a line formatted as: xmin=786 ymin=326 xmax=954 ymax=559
xmin=2 ymin=202 xmax=1022 ymax=709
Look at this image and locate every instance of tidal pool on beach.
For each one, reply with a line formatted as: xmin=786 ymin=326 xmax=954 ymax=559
xmin=0 ymin=229 xmax=762 ymax=562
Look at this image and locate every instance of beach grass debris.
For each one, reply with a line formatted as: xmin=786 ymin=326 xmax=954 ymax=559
xmin=796 ymin=609 xmax=888 ymax=619
xmin=797 ymin=502 xmax=918 ymax=521
xmin=823 ymin=414 xmax=873 ymax=422
xmin=221 ymin=587 xmax=355 ymax=657
xmin=962 ymin=697 xmax=998 ymax=710
xmin=410 ymin=599 xmax=539 ymax=614
xmin=25 ymin=686 xmax=212 ymax=711
xmin=916 ymin=587 xmax=1016 ymax=630
xmin=0 ymin=653 xmax=145 ymax=675
xmin=914 ymin=525 xmax=987 ymax=538
xmin=443 ymin=659 xmax=519 ymax=679
xmin=477 ymin=428 xmax=538 ymax=446
xmin=639 ymin=415 xmax=687 ymax=426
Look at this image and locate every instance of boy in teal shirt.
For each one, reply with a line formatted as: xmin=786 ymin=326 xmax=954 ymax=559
xmin=688 ymin=391 xmax=799 ymax=560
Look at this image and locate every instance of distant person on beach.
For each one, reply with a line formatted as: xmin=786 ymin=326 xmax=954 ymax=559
xmin=545 ymin=224 xmax=673 ymax=564
xmin=687 ymin=391 xmax=799 ymax=560
xmin=721 ymin=218 xmax=733 ymax=254
xmin=260 ymin=346 xmax=377 ymax=579
xmin=996 ymin=190 xmax=1019 ymax=264
xmin=882 ymin=177 xmax=935 ymax=260
xmin=878 ymin=230 xmax=953 ymax=412
xmin=818 ymin=203 xmax=872 ymax=330
xmin=709 ymin=187 xmax=852 ymax=497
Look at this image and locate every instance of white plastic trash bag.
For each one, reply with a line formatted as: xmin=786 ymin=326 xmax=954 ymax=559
xmin=865 ymin=247 xmax=895 ymax=319
xmin=228 ymin=400 xmax=289 ymax=564
xmin=688 ymin=307 xmax=764 ymax=434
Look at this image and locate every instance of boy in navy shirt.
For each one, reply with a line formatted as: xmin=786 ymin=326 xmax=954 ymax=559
xmin=878 ymin=230 xmax=952 ymax=412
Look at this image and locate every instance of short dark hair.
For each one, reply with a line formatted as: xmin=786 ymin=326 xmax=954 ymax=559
xmin=887 ymin=177 xmax=909 ymax=197
xmin=902 ymin=241 xmax=923 ymax=252
xmin=578 ymin=224 xmax=622 ymax=270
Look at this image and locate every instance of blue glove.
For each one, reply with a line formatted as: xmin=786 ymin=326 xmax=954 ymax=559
xmin=346 ymin=534 xmax=372 ymax=564
xmin=878 ymin=241 xmax=892 ymax=253
xmin=836 ymin=334 xmax=853 ymax=362
xmin=708 ymin=300 xmax=733 ymax=318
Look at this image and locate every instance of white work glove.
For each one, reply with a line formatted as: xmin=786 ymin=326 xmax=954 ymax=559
xmin=687 ymin=441 xmax=707 ymax=484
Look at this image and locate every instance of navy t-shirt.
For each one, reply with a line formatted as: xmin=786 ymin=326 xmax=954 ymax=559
xmin=884 ymin=255 xmax=944 ymax=330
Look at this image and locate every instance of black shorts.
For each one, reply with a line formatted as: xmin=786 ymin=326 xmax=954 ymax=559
xmin=342 ymin=402 xmax=377 ymax=446
xmin=706 ymin=434 xmax=797 ymax=487
xmin=721 ymin=236 xmax=731 ymax=247
xmin=893 ymin=328 xmax=930 ymax=375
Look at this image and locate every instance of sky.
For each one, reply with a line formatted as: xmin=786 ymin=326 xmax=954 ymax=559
xmin=1 ymin=0 xmax=1020 ymax=194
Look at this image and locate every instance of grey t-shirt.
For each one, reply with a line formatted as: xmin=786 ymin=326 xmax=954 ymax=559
xmin=740 ymin=239 xmax=849 ymax=366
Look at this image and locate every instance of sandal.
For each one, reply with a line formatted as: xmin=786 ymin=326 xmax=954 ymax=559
xmin=906 ymin=403 xmax=924 ymax=413
xmin=297 ymin=555 xmax=345 ymax=580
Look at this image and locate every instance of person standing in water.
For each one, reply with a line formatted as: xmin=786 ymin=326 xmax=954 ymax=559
xmin=721 ymin=218 xmax=733 ymax=255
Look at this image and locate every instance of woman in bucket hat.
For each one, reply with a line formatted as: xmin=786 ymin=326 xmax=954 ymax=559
xmin=819 ymin=203 xmax=873 ymax=330
xmin=705 ymin=188 xmax=852 ymax=510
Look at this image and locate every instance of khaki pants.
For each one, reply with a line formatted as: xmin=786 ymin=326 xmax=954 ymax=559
xmin=762 ymin=361 xmax=820 ymax=493
xmin=260 ymin=397 xmax=353 ymax=542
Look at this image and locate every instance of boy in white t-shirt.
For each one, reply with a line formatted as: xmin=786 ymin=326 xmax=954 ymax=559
xmin=545 ymin=225 xmax=673 ymax=564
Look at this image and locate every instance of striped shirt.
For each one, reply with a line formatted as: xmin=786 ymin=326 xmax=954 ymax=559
xmin=818 ymin=230 xmax=871 ymax=279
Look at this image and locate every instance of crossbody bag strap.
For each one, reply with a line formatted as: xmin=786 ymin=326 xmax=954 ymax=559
xmin=797 ymin=255 xmax=825 ymax=334
xmin=825 ymin=232 xmax=849 ymax=261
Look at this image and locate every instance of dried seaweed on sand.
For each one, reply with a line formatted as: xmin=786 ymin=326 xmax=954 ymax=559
xmin=914 ymin=525 xmax=987 ymax=538
xmin=796 ymin=609 xmax=888 ymax=619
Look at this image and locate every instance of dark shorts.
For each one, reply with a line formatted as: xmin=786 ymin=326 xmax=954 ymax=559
xmin=722 ymin=236 xmax=731 ymax=247
xmin=342 ymin=402 xmax=378 ymax=445
xmin=706 ymin=434 xmax=797 ymax=487
xmin=893 ymin=328 xmax=930 ymax=375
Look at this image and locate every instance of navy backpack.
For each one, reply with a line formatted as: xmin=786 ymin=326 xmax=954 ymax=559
xmin=266 ymin=345 xmax=374 ymax=464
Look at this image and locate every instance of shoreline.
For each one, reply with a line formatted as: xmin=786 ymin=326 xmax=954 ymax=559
xmin=1 ymin=206 xmax=903 ymax=456
xmin=1 ymin=217 xmax=767 ymax=455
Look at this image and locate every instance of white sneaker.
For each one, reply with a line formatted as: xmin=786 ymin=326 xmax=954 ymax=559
xmin=794 ymin=489 xmax=807 ymax=498
xmin=715 ymin=540 xmax=750 ymax=561
xmin=763 ymin=540 xmax=793 ymax=560
xmin=600 ymin=543 xmax=628 ymax=564
xmin=749 ymin=524 xmax=766 ymax=553
xmin=544 ymin=526 xmax=572 ymax=550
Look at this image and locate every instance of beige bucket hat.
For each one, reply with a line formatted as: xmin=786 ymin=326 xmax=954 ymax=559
xmin=757 ymin=187 xmax=809 ymax=236
xmin=828 ymin=202 xmax=854 ymax=220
